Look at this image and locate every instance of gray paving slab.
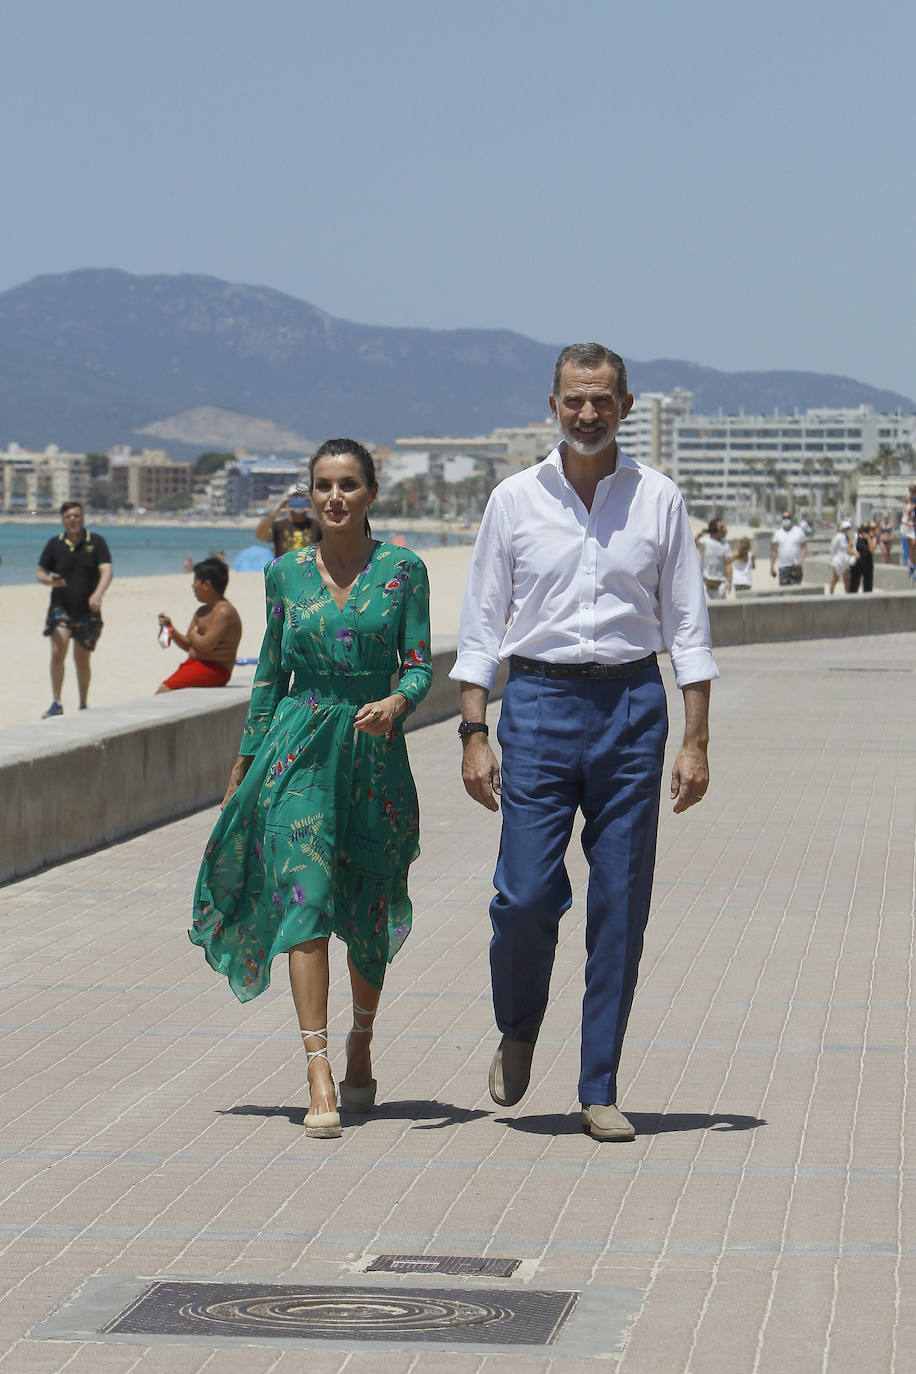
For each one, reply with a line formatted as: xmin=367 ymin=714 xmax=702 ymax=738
xmin=1 ymin=632 xmax=915 ymax=1370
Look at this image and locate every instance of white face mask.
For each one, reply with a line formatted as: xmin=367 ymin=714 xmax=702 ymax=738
xmin=782 ymin=519 xmax=792 ymax=529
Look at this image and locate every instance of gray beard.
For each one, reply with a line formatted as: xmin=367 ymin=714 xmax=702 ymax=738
xmin=560 ymin=421 xmax=617 ymax=457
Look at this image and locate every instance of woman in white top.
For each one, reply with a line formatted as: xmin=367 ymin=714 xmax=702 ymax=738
xmin=829 ymin=522 xmax=853 ymax=595
xmin=731 ymin=537 xmax=755 ymax=593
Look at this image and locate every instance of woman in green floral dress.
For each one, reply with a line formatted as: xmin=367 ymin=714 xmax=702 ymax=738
xmin=191 ymin=439 xmax=433 ymax=1138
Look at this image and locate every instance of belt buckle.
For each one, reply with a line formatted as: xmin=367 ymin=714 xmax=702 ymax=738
xmin=584 ymin=662 xmax=603 ymax=680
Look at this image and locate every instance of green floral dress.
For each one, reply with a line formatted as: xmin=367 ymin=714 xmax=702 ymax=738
xmin=191 ymin=542 xmax=433 ymax=1002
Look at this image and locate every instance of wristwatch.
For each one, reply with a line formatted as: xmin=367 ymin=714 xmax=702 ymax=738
xmin=458 ymin=720 xmax=489 ymax=741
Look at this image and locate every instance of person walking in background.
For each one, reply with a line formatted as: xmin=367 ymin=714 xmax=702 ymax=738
xmin=848 ymin=522 xmax=876 ymax=594
xmin=452 ymin=342 xmax=717 ymax=1143
xmin=156 ymin=557 xmax=243 ymax=692
xmin=255 ymin=486 xmax=317 ymax=557
xmin=901 ymin=486 xmax=916 ymax=576
xmin=36 ymin=501 xmax=113 ymax=717
xmin=878 ymin=515 xmax=894 ymax=564
xmin=770 ymin=510 xmax=807 ymax=586
xmin=191 ymin=440 xmax=432 ymax=1140
xmin=697 ymin=519 xmax=733 ymax=600
xmin=731 ymin=537 xmax=755 ymax=593
xmin=829 ymin=521 xmax=853 ymax=594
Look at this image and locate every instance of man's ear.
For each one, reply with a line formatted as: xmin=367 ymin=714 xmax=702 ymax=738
xmin=549 ymin=395 xmax=558 ymax=419
xmin=620 ymin=393 xmax=635 ymax=422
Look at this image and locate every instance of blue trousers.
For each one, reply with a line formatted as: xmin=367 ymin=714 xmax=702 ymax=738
xmin=490 ymin=662 xmax=668 ymax=1106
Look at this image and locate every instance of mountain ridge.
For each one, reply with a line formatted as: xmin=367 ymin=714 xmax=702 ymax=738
xmin=0 ymin=269 xmax=910 ymax=453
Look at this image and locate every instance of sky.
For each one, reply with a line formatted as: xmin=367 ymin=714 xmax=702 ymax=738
xmin=4 ymin=0 xmax=915 ymax=398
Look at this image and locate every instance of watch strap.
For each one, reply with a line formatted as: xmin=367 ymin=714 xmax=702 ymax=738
xmin=458 ymin=720 xmax=489 ymax=740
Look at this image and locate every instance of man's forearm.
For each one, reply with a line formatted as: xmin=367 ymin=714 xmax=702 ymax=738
xmin=459 ymin=682 xmax=490 ymax=723
xmin=681 ymin=680 xmax=710 ymax=746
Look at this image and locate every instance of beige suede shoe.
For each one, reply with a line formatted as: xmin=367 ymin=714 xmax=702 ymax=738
xmin=580 ymin=1103 xmax=636 ymax=1142
xmin=488 ymin=1035 xmax=536 ymax=1106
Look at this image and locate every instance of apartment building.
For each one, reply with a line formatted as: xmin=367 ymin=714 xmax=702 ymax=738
xmin=618 ymin=389 xmax=692 ymax=472
xmin=109 ymin=450 xmax=192 ymax=509
xmin=392 ymin=419 xmax=559 ymax=475
xmin=0 ymin=445 xmax=91 ymax=513
xmin=672 ymin=407 xmax=916 ymax=506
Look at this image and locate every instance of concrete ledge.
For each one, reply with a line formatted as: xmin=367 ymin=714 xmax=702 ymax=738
xmin=708 ymin=588 xmax=916 ymax=646
xmin=4 ymin=582 xmax=913 ymax=884
xmin=0 ymin=648 xmax=503 ymax=885
xmin=804 ymin=556 xmax=914 ymax=591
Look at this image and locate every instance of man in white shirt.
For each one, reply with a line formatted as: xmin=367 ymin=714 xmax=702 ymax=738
xmin=697 ymin=519 xmax=733 ymax=599
xmin=451 ymin=342 xmax=718 ymax=1142
xmin=770 ymin=511 xmax=807 ymax=585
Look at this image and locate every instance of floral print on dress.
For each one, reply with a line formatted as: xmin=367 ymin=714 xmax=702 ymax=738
xmin=190 ymin=542 xmax=432 ymax=1003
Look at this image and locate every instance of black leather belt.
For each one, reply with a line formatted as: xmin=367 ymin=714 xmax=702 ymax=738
xmin=510 ymin=652 xmax=657 ymax=680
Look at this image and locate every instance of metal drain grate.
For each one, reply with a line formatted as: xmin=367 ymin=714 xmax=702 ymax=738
xmin=100 ymin=1280 xmax=578 ymax=1347
xmin=365 ymin=1254 xmax=521 ymax=1278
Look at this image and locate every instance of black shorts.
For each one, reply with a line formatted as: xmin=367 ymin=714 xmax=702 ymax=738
xmin=44 ymin=604 xmax=104 ymax=651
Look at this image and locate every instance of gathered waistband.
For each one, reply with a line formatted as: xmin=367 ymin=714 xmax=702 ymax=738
xmin=290 ymin=669 xmax=392 ymax=707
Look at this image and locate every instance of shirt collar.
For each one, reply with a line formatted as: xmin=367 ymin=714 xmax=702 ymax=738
xmin=542 ymin=442 xmax=639 ymax=487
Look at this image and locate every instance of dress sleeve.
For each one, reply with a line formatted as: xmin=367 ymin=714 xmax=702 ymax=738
xmin=239 ymin=561 xmax=289 ymax=755
xmin=395 ymin=556 xmax=433 ymax=715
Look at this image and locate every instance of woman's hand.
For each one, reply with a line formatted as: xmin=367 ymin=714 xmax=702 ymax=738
xmin=221 ymin=755 xmax=253 ymax=809
xmin=353 ymin=693 xmax=407 ymax=737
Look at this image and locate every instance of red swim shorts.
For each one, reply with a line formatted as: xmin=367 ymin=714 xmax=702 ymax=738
xmin=161 ymin=658 xmax=232 ymax=691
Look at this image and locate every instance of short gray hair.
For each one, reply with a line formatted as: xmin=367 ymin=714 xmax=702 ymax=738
xmin=552 ymin=343 xmax=629 ymax=399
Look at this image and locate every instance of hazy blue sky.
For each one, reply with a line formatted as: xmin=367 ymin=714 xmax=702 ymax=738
xmin=4 ymin=0 xmax=914 ymax=396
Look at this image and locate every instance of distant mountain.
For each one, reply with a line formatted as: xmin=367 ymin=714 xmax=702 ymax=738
xmin=0 ymin=269 xmax=911 ymax=453
xmin=136 ymin=406 xmax=315 ymax=454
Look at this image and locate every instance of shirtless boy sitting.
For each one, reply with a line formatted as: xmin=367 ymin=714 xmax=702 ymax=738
xmin=156 ymin=557 xmax=243 ymax=693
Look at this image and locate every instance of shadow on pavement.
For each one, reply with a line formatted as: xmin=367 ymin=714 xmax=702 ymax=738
xmin=498 ymin=1110 xmax=767 ymax=1136
xmin=218 ymin=1099 xmax=491 ymax=1130
xmin=626 ymin=1111 xmax=768 ymax=1135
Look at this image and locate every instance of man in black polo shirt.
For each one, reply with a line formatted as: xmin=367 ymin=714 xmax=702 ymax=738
xmin=36 ymin=501 xmax=113 ymax=717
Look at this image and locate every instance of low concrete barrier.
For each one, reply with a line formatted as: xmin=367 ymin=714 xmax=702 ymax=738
xmin=707 ymin=587 xmax=916 ymax=646
xmin=0 ymin=648 xmax=504 ymax=885
xmin=3 ymin=584 xmax=913 ymax=883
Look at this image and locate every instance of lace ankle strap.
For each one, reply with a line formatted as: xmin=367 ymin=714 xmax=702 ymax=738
xmin=349 ymin=1000 xmax=377 ymax=1035
xmin=300 ymin=1027 xmax=329 ymax=1066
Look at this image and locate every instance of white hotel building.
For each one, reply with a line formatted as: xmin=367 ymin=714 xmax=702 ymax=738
xmin=620 ymin=392 xmax=916 ymax=507
xmin=672 ymin=406 xmax=916 ymax=507
xmin=617 ymin=389 xmax=692 ymax=473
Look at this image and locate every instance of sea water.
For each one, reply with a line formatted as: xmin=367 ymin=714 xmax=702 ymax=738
xmin=0 ymin=521 xmax=471 ymax=586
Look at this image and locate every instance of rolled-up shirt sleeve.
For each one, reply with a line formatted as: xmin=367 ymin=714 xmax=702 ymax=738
xmin=449 ymin=493 xmax=513 ymax=690
xmin=659 ymin=494 xmax=720 ymax=688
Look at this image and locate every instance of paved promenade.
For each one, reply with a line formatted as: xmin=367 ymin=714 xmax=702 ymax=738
xmin=2 ymin=632 xmax=915 ymax=1371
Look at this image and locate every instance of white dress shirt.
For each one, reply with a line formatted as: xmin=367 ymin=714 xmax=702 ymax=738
xmin=450 ymin=445 xmax=719 ymax=691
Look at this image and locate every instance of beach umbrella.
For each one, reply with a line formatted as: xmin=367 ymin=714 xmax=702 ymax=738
xmin=231 ymin=544 xmax=272 ymax=572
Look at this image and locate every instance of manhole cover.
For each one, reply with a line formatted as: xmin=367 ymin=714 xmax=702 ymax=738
xmin=101 ymin=1280 xmax=578 ymax=1346
xmin=365 ymin=1254 xmax=520 ymax=1278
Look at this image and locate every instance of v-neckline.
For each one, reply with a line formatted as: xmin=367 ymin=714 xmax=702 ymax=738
xmin=312 ymin=541 xmax=378 ymax=614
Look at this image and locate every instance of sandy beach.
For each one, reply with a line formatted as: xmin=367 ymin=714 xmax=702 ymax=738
xmin=0 ymin=525 xmax=818 ymax=729
xmin=0 ymin=543 xmax=476 ymax=728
